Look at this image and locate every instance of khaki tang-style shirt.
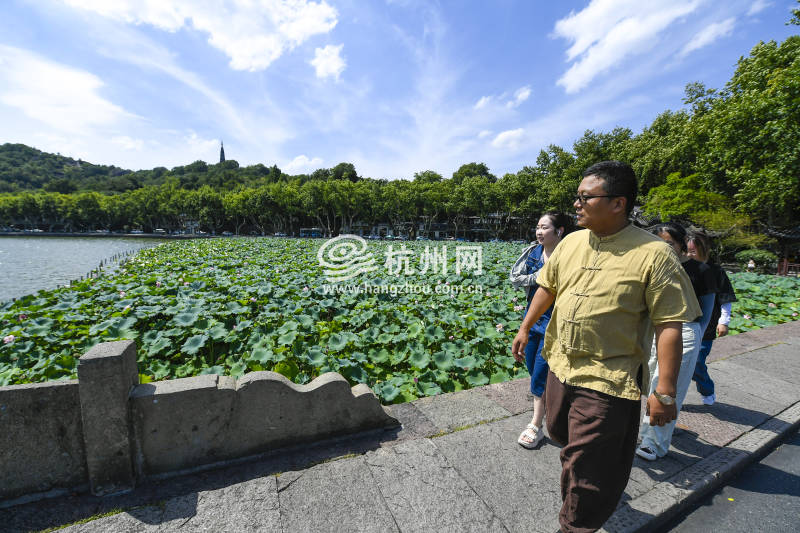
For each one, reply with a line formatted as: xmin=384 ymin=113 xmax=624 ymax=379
xmin=536 ymin=224 xmax=702 ymax=400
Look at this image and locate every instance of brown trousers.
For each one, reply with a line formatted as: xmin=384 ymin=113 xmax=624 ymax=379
xmin=545 ymin=371 xmax=640 ymax=533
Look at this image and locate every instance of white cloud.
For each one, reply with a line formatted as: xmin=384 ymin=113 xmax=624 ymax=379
xmin=0 ymin=45 xmax=130 ymax=133
xmin=553 ymin=0 xmax=701 ymax=93
xmin=284 ymin=154 xmax=324 ymax=173
xmin=62 ymin=0 xmax=338 ymax=71
xmin=310 ymin=44 xmax=346 ymax=80
xmin=681 ymin=18 xmax=736 ymax=56
xmin=506 ymin=86 xmax=531 ymax=108
xmin=491 ymin=128 xmax=525 ymax=149
xmin=476 ymin=86 xmax=531 ymax=111
xmin=477 ymin=130 xmax=492 ymax=138
xmin=111 ymin=135 xmax=144 ymax=151
xmin=747 ymin=0 xmax=771 ymax=16
xmin=71 ymin=17 xmax=292 ymax=150
xmin=473 ymin=95 xmax=491 ymax=109
xmin=183 ymin=131 xmax=219 ymax=159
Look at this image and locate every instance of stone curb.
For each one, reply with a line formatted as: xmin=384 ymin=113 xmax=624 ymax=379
xmin=601 ymin=400 xmax=800 ymax=533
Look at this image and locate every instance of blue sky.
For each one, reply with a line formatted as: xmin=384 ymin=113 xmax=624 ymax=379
xmin=0 ymin=0 xmax=796 ymax=180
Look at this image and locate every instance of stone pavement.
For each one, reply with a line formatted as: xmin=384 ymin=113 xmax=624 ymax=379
xmin=3 ymin=320 xmax=799 ymax=533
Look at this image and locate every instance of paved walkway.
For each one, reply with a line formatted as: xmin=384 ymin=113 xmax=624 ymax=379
xmin=4 ymin=321 xmax=799 ymax=533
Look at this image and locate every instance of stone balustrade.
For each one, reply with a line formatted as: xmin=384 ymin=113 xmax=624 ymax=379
xmin=0 ymin=340 xmax=398 ymax=505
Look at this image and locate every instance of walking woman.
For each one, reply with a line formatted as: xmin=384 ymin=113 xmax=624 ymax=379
xmin=637 ymin=222 xmax=716 ymax=461
xmin=509 ymin=211 xmax=572 ymax=449
xmin=687 ymin=231 xmax=737 ymax=405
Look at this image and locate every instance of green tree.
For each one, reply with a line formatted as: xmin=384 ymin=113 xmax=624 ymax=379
xmin=697 ymin=37 xmax=800 ymax=224
xmin=643 ymin=173 xmax=727 ymax=219
xmin=413 ymin=170 xmax=443 ymax=183
xmin=789 ymin=0 xmax=799 ymax=25
xmin=331 ymin=162 xmax=359 ymax=182
xmin=451 ymin=162 xmax=496 ymax=185
xmin=43 ymin=178 xmax=77 ymax=194
xmin=381 ymin=180 xmax=417 ymax=237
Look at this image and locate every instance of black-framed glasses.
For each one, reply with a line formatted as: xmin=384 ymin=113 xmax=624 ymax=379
xmin=573 ymin=193 xmax=620 ymax=204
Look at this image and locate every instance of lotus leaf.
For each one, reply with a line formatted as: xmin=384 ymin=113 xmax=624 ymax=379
xmin=454 ymin=355 xmax=477 ymax=370
xmin=273 ymin=360 xmax=299 ymax=380
xmin=432 ymin=350 xmax=454 ymax=370
xmin=409 ymin=349 xmax=431 ymax=369
xmin=182 ymin=334 xmax=208 ymax=355
xmin=147 ymin=336 xmax=172 ymax=356
xmin=208 ymin=324 xmax=228 ymax=340
xmin=228 ymin=361 xmax=247 ymax=378
xmin=465 ymin=370 xmax=489 ymax=387
xmin=306 ymin=348 xmax=326 ymax=366
xmin=369 ymin=348 xmax=390 ymax=364
xmin=327 ymin=333 xmax=348 ymax=352
xmin=277 ymin=330 xmax=297 ymax=346
xmin=173 ymin=312 xmax=200 ymax=327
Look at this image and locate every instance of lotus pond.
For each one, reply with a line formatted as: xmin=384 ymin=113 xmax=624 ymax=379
xmin=1 ymin=238 xmax=798 ymax=403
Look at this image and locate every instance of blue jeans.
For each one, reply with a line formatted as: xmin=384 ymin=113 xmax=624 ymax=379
xmin=692 ymin=340 xmax=715 ymax=396
xmin=640 ymin=321 xmax=702 ymax=457
xmin=525 ymin=330 xmax=548 ymax=397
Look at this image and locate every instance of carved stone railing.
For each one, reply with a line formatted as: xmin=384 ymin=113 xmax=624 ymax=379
xmin=0 ymin=340 xmax=398 ymax=505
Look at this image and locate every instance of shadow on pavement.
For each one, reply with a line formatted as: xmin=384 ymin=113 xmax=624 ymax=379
xmin=682 ymin=401 xmax=773 ymax=430
xmin=1 ymin=426 xmax=402 ymax=533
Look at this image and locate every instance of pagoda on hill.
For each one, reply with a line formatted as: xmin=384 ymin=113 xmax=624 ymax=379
xmin=219 ymin=141 xmax=225 ymax=163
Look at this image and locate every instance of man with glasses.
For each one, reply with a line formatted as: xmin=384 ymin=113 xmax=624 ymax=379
xmin=512 ymin=160 xmax=700 ymax=533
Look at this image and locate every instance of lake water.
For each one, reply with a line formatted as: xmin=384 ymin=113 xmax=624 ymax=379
xmin=0 ymin=236 xmax=163 ymax=302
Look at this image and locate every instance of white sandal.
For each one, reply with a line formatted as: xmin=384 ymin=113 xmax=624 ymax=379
xmin=517 ymin=423 xmax=544 ymax=449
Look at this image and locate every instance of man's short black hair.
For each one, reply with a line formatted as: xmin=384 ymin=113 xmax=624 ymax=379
xmin=582 ymin=161 xmax=637 ymax=216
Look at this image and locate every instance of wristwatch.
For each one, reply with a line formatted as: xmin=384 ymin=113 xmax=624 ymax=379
xmin=653 ymin=391 xmax=676 ymax=405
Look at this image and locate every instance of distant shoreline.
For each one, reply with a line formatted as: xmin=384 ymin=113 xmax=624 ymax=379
xmin=0 ymin=232 xmax=210 ymax=239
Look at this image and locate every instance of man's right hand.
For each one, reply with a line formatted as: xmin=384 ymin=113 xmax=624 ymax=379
xmin=646 ymin=394 xmax=678 ymax=426
xmin=512 ymin=330 xmax=528 ymax=363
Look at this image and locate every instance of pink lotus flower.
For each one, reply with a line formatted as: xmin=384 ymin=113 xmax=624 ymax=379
xmin=495 ymin=323 xmax=504 ymax=331
xmin=184 ymin=281 xmax=189 ymax=286
xmin=155 ymin=281 xmax=162 ymax=287
xmin=250 ymin=297 xmax=256 ymax=302
xmin=3 ymin=335 xmax=14 ymax=344
xmin=124 ymin=305 xmax=131 ymax=311
xmin=768 ymin=303 xmax=776 ymax=308
xmin=512 ymin=297 xmax=518 ymax=303
xmin=303 ymin=286 xmax=310 ymax=292
xmin=514 ymin=305 xmax=524 ymax=312
xmin=793 ymin=312 xmax=798 ymax=317
xmin=487 ymin=292 xmax=491 ymax=297
xmin=119 ymin=291 xmax=126 ymax=297
xmin=744 ymin=314 xmax=752 ymax=320
xmin=448 ymin=335 xmax=454 ymax=340
xmin=18 ymin=314 xmax=28 ymax=321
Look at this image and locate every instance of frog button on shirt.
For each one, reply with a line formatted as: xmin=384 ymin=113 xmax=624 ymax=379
xmin=536 ymin=224 xmax=701 ymax=401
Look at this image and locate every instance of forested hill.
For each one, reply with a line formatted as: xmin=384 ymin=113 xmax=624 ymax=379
xmin=0 ymin=143 xmax=136 ymax=193
xmin=0 ymin=143 xmax=290 ymax=194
